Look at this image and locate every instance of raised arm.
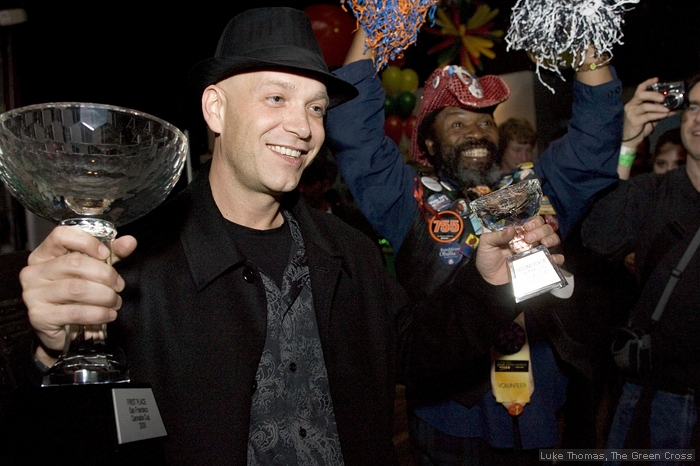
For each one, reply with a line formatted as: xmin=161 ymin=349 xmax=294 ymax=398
xmin=534 ymin=45 xmax=624 ymax=238
xmin=327 ymin=28 xmax=417 ymax=250
xmin=616 ymin=77 xmax=673 ymax=180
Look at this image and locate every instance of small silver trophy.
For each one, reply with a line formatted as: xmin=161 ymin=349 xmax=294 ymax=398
xmin=0 ymin=102 xmax=188 ymax=386
xmin=469 ymin=179 xmax=567 ymax=302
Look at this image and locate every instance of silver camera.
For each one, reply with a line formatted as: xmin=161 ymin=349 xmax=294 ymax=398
xmin=647 ymin=81 xmax=688 ymax=110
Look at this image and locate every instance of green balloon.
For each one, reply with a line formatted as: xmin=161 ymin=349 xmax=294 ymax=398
xmin=384 ymin=95 xmax=396 ymax=115
xmin=395 ymin=91 xmax=416 ymax=119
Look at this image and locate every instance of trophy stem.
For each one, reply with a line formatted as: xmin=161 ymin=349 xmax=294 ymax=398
xmin=41 ymin=218 xmax=131 ymax=386
xmin=509 ymin=225 xmax=537 ymax=254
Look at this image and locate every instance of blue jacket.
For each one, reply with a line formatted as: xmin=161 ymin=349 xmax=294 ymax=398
xmin=327 ymin=59 xmax=623 ymax=250
xmin=326 ymin=59 xmax=623 ymax=448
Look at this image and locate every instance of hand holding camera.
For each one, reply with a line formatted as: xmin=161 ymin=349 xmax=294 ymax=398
xmin=647 ymin=81 xmax=688 ymax=110
xmin=621 ymin=77 xmax=680 ymax=146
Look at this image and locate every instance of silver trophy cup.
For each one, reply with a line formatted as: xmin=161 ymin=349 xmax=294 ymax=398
xmin=0 ymin=102 xmax=188 ymax=385
xmin=469 ymin=179 xmax=567 ymax=302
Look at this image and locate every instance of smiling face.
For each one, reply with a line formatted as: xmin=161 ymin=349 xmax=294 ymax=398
xmin=423 ymin=106 xmax=502 ymax=188
xmin=208 ymin=70 xmax=329 ymax=200
xmin=681 ymin=82 xmax=700 ymax=163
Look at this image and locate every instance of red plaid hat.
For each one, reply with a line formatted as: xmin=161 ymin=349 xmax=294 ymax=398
xmin=410 ymin=65 xmax=510 ymax=165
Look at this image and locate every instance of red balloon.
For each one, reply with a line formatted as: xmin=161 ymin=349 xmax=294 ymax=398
xmin=304 ymin=4 xmax=356 ymax=69
xmin=385 ymin=115 xmax=404 ymax=144
xmin=403 ymin=115 xmax=418 ymax=141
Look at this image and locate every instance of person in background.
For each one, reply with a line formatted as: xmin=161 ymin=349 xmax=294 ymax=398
xmin=619 ymin=126 xmax=687 ymax=275
xmin=12 ymin=7 xmax=561 ymax=465
xmin=496 ymin=117 xmax=537 ymax=174
xmin=582 ymin=74 xmax=700 ymax=466
xmin=651 ymin=127 xmax=686 ymax=175
xmin=326 ymin=26 xmax=622 ymax=465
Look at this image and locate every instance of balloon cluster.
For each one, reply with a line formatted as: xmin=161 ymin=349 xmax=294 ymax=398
xmin=381 ymin=62 xmax=420 ymax=149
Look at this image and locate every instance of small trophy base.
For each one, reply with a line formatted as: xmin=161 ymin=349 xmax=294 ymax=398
xmin=507 ymin=244 xmax=568 ymax=303
xmin=2 ymin=383 xmax=167 ymax=464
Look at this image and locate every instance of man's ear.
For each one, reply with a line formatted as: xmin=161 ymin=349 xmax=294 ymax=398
xmin=424 ymin=138 xmax=436 ymax=157
xmin=202 ymin=85 xmax=225 ymax=134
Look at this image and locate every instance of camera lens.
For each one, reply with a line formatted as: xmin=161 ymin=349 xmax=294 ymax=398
xmin=664 ymin=93 xmax=682 ymax=109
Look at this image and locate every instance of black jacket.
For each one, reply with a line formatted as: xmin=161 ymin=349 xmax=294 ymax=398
xmin=101 ymin=163 xmax=518 ymax=465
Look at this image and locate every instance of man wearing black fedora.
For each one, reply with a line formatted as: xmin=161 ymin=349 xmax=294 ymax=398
xmin=17 ymin=7 xmax=562 ymax=465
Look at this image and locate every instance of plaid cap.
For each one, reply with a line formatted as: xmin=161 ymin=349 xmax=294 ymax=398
xmin=410 ymin=65 xmax=510 ymax=165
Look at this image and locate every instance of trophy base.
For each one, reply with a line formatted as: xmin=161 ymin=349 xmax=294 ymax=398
xmin=507 ymin=244 xmax=568 ymax=303
xmin=2 ymin=383 xmax=167 ymax=465
xmin=42 ymin=351 xmax=131 ymax=385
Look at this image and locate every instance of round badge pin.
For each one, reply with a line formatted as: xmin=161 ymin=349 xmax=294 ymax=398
xmin=428 ymin=210 xmax=464 ymax=243
xmin=439 ymin=241 xmax=463 ymax=265
xmin=421 ymin=176 xmax=443 ymax=192
xmin=440 ymin=179 xmax=460 ymax=192
xmin=449 ymin=199 xmax=470 ymax=219
xmin=428 ymin=193 xmax=452 ymax=212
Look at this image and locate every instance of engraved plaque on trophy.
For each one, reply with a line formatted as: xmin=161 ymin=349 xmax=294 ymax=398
xmin=469 ymin=179 xmax=567 ymax=302
xmin=0 ymin=102 xmax=188 ymax=458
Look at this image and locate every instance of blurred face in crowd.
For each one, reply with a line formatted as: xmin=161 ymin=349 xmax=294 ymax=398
xmin=501 ymin=140 xmax=534 ymax=173
xmin=653 ymin=141 xmax=686 ymax=174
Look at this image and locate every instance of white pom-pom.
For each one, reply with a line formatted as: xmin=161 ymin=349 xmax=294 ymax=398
xmin=505 ymin=0 xmax=640 ymax=92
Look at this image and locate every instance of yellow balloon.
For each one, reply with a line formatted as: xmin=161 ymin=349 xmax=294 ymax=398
xmin=381 ymin=66 xmax=403 ymax=95
xmin=399 ymin=68 xmax=419 ymax=93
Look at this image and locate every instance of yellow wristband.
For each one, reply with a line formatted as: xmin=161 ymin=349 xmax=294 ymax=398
xmin=577 ymin=53 xmax=611 ymax=72
xmin=619 ymin=146 xmax=636 ymax=167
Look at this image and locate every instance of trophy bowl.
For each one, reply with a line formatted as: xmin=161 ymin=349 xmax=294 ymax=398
xmin=469 ymin=179 xmax=567 ymax=302
xmin=468 ymin=178 xmax=542 ymax=235
xmin=0 ymin=102 xmax=188 ymax=385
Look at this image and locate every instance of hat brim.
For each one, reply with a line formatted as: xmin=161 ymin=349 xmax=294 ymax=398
xmin=189 ymin=56 xmax=358 ymax=109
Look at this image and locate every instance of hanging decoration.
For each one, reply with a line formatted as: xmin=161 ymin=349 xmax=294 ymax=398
xmin=505 ymin=0 xmax=640 ymax=92
xmin=422 ymin=0 xmax=503 ymax=74
xmin=341 ymin=0 xmax=440 ymax=72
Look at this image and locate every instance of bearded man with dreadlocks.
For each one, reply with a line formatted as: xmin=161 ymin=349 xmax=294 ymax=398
xmin=326 ymin=26 xmax=623 ymax=465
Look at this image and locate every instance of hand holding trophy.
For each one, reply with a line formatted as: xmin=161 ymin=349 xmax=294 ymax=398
xmin=0 ymin=102 xmax=188 ymax=454
xmin=469 ymin=179 xmax=567 ymax=302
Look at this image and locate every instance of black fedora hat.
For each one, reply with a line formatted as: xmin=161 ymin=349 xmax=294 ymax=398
xmin=189 ymin=7 xmax=358 ymax=108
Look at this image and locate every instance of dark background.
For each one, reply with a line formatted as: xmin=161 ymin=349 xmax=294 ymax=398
xmin=6 ymin=0 xmax=699 ymax=161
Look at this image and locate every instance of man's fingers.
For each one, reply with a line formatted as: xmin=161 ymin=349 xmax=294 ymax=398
xmin=27 ymin=226 xmax=110 ymax=266
xmin=20 ymin=250 xmax=125 ymax=292
xmin=28 ymin=299 xmax=118 ymax=353
xmin=111 ymin=235 xmax=137 ymax=265
xmin=23 ymin=275 xmax=123 ymax=312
